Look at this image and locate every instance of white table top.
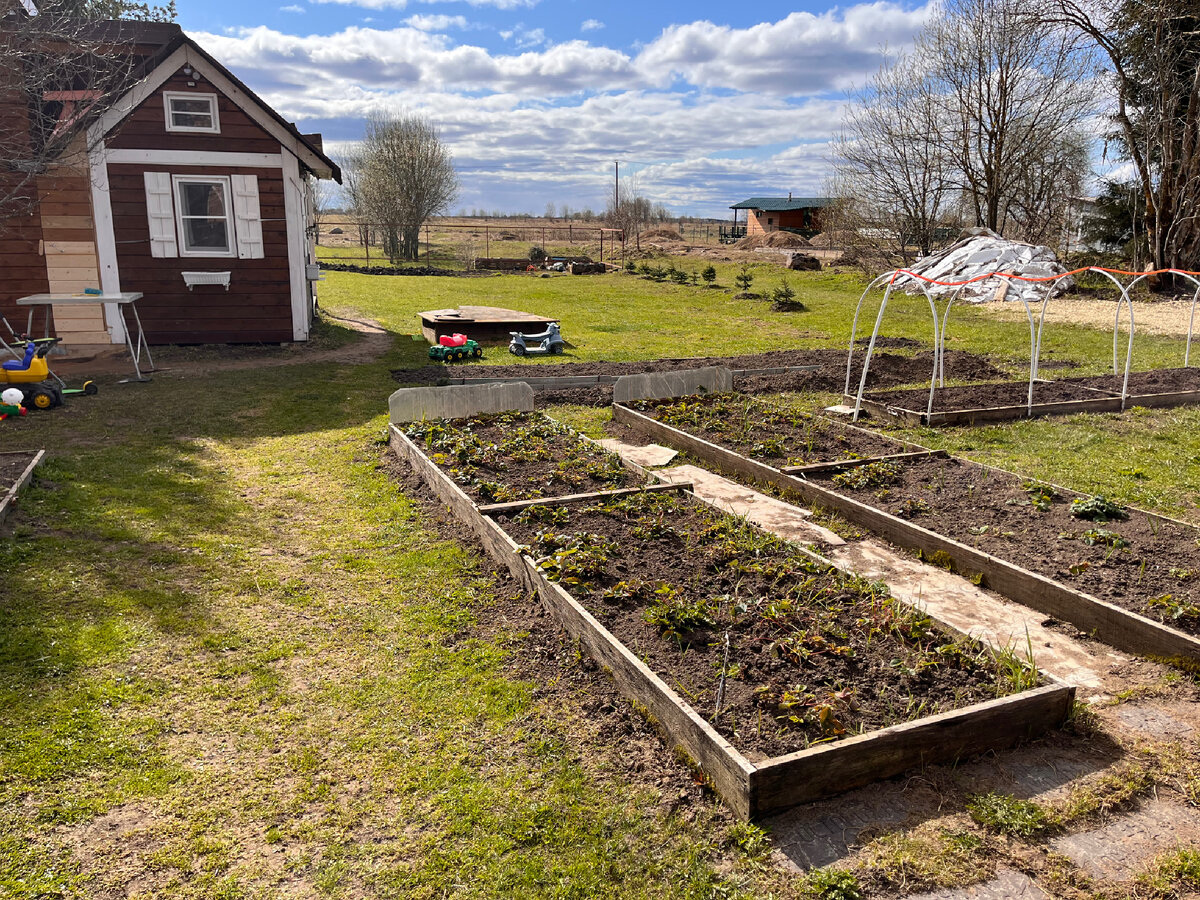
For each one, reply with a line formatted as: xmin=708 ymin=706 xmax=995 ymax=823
xmin=17 ymin=292 xmax=144 ymax=306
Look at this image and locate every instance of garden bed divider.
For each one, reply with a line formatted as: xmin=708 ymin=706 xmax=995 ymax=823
xmin=782 ymin=449 xmax=948 ymax=476
xmin=613 ymin=402 xmax=1200 ymax=663
xmin=0 ymin=450 xmax=45 ymax=524
xmin=390 ymin=421 xmax=1074 ymax=818
xmin=849 ymin=392 xmax=1126 ymax=426
xmin=445 ymin=364 xmax=823 ymax=390
xmin=478 ymin=482 xmax=691 ymax=516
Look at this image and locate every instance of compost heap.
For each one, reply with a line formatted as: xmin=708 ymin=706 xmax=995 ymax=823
xmin=891 ymin=227 xmax=1072 ymax=304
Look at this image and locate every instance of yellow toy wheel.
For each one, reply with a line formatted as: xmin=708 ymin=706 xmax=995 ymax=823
xmin=30 ymin=389 xmax=54 ymax=409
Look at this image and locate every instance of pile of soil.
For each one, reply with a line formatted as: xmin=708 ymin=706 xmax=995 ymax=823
xmin=734 ymin=232 xmax=813 ymax=251
xmin=499 ymin=491 xmax=1013 ymax=759
xmin=809 ymin=231 xmax=858 ymax=249
xmin=392 ymin=347 xmax=1008 ymax=407
xmin=814 ymin=455 xmax=1200 ymax=635
xmin=640 ymin=227 xmax=684 ymax=242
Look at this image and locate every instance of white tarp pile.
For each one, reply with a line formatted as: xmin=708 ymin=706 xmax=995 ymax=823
xmin=892 ymin=227 xmax=1072 ymax=304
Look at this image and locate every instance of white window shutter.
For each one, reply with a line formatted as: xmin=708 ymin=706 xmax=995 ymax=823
xmin=231 ymin=174 xmax=264 ymax=259
xmin=143 ymin=172 xmax=177 ymax=258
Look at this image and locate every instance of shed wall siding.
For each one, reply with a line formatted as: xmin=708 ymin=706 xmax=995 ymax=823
xmin=106 ymin=71 xmax=281 ymax=154
xmin=108 ymin=163 xmax=293 ymax=343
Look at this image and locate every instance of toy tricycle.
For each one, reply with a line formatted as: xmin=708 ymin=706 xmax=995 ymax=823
xmin=0 ymin=336 xmax=97 ymax=409
xmin=509 ymin=322 xmax=564 ymax=356
xmin=428 ymin=333 xmax=483 ymax=362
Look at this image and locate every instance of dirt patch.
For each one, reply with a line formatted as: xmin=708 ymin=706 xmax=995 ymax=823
xmin=812 ymin=455 xmax=1200 ymax=635
xmin=0 ymin=452 xmax=36 ymax=493
xmin=392 ymin=347 xmax=1008 ymax=407
xmin=50 ymin=314 xmax=392 ymax=379
xmin=640 ymin=227 xmax=684 ymax=242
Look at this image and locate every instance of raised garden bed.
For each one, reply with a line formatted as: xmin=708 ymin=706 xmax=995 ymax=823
xmin=0 ymin=450 xmax=44 ymax=523
xmin=403 ymin=411 xmax=638 ymax=504
xmin=853 ymin=366 xmax=1200 ymax=426
xmin=627 ymin=393 xmax=933 ymax=473
xmin=613 ymin=397 xmax=1200 ymax=663
xmin=390 ymin=414 xmax=1072 ymax=818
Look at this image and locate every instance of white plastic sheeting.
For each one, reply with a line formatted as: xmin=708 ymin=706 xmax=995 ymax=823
xmin=891 ymin=228 xmax=1071 ymax=304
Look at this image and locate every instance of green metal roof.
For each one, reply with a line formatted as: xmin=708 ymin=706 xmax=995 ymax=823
xmin=730 ymin=197 xmax=835 ymax=211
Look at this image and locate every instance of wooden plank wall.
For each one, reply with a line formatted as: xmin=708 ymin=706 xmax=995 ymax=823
xmin=106 ymin=71 xmax=282 ymax=154
xmin=0 ymin=73 xmax=51 ymax=333
xmin=101 ymin=70 xmax=295 ymax=343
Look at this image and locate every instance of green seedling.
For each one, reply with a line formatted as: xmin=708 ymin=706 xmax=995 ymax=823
xmin=1070 ymin=494 xmax=1128 ymax=521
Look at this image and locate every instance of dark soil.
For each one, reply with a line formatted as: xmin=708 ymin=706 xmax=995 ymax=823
xmin=498 ymin=491 xmax=1014 ymax=761
xmin=392 ymin=347 xmax=1008 ymax=408
xmin=401 ymin=412 xmax=635 ymax=503
xmin=813 ymin=456 xmax=1200 ymax=635
xmin=0 ymin=452 xmax=36 ymax=493
xmin=317 ymin=262 xmax=462 ymax=276
xmin=865 ymin=379 xmax=1116 ymax=412
xmin=1068 ymin=366 xmax=1200 ymax=396
xmin=628 ymin=393 xmax=916 ymax=467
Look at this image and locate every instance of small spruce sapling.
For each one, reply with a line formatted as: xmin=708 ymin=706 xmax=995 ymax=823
xmin=735 ymin=264 xmax=755 ymax=295
xmin=701 ymin=264 xmax=717 ymax=286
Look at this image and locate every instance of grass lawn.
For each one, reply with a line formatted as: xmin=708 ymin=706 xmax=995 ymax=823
xmin=1 ymin=267 xmax=1198 ymax=898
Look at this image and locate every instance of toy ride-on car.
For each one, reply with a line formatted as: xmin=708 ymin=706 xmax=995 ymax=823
xmin=0 ymin=337 xmax=96 ymax=410
xmin=428 ymin=333 xmax=483 ymax=362
xmin=508 ymin=322 xmax=564 ymax=356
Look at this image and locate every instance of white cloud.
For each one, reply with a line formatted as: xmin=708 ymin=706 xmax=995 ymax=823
xmin=279 ymin=4 xmax=305 ymax=12
xmin=188 ymin=6 xmax=931 ymax=213
xmin=636 ymin=4 xmax=933 ymax=94
xmin=311 ymin=0 xmax=536 ymax=8
xmin=581 ymin=18 xmax=604 ymax=32
xmin=403 ymin=13 xmax=468 ymax=30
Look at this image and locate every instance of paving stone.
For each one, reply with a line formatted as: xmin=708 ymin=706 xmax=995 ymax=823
xmin=765 ymin=780 xmax=918 ymax=870
xmin=1113 ymin=703 xmax=1195 ymax=739
xmin=612 ymin=366 xmax=733 ymax=403
xmin=1052 ymin=799 xmax=1200 ymax=882
xmin=596 ymin=439 xmax=678 ymax=468
xmin=654 ymin=464 xmax=845 ymax=547
xmin=905 ymin=867 xmax=1047 ymax=899
xmin=387 ymin=382 xmax=534 ymax=423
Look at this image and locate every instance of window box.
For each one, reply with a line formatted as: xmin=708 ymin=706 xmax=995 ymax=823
xmin=182 ymin=271 xmax=231 ymax=291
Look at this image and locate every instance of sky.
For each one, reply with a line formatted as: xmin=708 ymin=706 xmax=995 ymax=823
xmin=178 ymin=0 xmax=935 ymax=217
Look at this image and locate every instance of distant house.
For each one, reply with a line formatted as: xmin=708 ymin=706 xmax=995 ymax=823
xmin=730 ymin=196 xmax=835 ymax=238
xmin=0 ymin=18 xmax=340 ymax=350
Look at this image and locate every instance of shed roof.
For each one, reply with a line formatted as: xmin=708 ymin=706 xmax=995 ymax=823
xmin=730 ymin=197 xmax=835 ymax=211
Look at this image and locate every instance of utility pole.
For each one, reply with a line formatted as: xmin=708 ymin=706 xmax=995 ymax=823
xmin=614 ymin=161 xmax=619 ymax=211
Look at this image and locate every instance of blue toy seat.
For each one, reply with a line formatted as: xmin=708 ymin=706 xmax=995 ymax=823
xmin=2 ymin=344 xmax=35 ymax=371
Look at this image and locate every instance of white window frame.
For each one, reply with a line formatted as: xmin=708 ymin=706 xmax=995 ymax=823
xmin=172 ymin=174 xmax=237 ymax=258
xmin=163 ymin=91 xmax=220 ymax=134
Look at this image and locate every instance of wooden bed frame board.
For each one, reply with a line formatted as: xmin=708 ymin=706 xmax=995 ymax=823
xmin=389 ymin=423 xmax=1073 ymax=818
xmin=614 ymin=403 xmax=1200 ymax=663
xmin=0 ymin=450 xmax=46 ymax=524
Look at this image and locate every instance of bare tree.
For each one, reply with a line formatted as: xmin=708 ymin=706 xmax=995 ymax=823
xmin=834 ymin=51 xmax=956 ymax=260
xmin=605 ymin=177 xmax=670 ymax=250
xmin=922 ymin=0 xmax=1095 ymax=240
xmin=354 ymin=112 xmax=458 ymax=262
xmin=1044 ymin=0 xmax=1200 ymax=277
xmin=306 ymin=175 xmax=333 ymax=245
xmin=0 ymin=6 xmax=171 ymax=230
